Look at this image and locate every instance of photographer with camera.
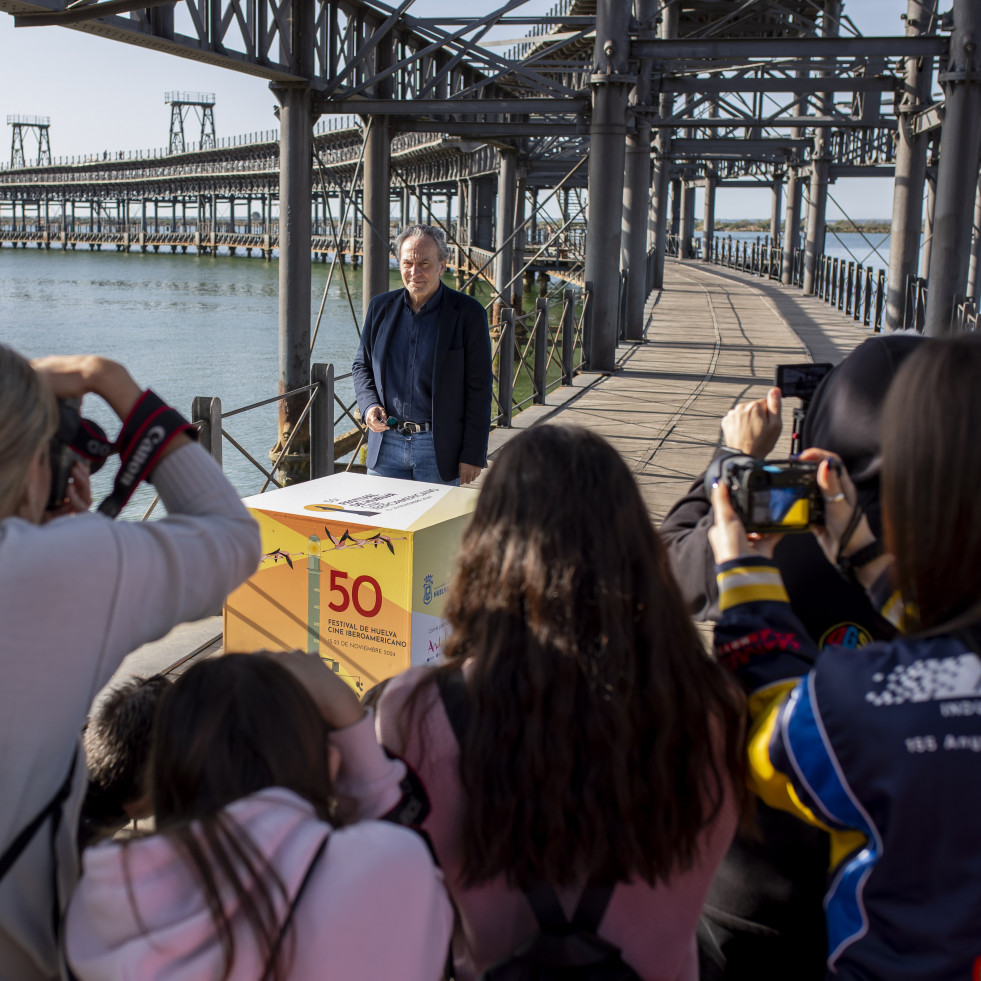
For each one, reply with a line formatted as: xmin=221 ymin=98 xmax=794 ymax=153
xmin=660 ymin=334 xmax=921 ymax=979
xmin=0 ymin=347 xmax=260 ymax=981
xmin=708 ymin=332 xmax=981 ymax=981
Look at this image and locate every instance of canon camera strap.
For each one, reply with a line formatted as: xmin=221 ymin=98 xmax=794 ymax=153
xmin=97 ymin=390 xmax=197 ymax=518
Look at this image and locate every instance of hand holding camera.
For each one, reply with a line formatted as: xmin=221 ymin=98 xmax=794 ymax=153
xmin=31 ymin=355 xmax=196 ymax=519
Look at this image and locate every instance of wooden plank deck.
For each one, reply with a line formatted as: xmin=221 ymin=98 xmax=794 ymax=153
xmin=487 ymin=257 xmax=886 ymax=524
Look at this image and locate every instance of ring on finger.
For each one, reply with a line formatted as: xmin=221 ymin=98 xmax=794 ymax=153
xmin=824 ymin=492 xmax=846 ymax=504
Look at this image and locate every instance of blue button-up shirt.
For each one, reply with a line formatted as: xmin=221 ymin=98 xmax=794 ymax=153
xmin=386 ymin=284 xmax=442 ymax=423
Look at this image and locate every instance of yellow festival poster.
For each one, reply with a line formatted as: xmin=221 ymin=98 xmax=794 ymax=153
xmin=224 ymin=473 xmax=477 ymax=693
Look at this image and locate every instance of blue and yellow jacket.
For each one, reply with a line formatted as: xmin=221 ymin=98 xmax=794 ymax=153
xmin=715 ymin=556 xmax=981 ymax=981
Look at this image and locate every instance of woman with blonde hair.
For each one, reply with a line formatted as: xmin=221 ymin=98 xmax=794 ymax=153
xmin=376 ymin=424 xmax=746 ymax=980
xmin=0 ymin=346 xmax=259 ymax=980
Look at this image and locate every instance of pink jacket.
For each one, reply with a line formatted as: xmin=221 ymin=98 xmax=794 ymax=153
xmin=376 ymin=666 xmax=739 ymax=981
xmin=65 ymin=713 xmax=452 ymax=980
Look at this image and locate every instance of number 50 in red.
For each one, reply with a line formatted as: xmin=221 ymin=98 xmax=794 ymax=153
xmin=326 ymin=569 xmax=383 ymax=617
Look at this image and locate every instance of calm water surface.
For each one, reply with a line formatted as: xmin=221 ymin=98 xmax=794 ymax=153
xmin=0 ymin=246 xmax=397 ymax=511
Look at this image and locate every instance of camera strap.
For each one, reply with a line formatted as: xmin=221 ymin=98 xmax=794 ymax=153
xmin=97 ymin=390 xmax=197 ymax=518
xmin=65 ymin=417 xmax=114 ymax=474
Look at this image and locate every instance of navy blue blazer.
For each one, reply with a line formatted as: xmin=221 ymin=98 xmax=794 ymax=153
xmin=352 ymin=285 xmax=492 ymax=482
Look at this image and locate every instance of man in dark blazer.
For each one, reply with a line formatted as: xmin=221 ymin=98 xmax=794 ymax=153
xmin=352 ymin=225 xmax=492 ymax=485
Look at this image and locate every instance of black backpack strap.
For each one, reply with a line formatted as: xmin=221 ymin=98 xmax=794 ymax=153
xmin=435 ymin=667 xmax=468 ymax=746
xmin=0 ymin=749 xmax=77 ymax=882
xmin=525 ymin=880 xmax=574 ymax=932
xmin=572 ymin=881 xmax=616 ymax=932
xmin=524 ymin=879 xmax=617 ymax=935
xmin=260 ymin=833 xmax=329 ymax=981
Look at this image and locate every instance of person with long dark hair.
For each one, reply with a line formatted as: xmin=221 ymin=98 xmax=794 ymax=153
xmin=65 ymin=652 xmax=452 ymax=980
xmin=375 ymin=424 xmax=747 ymax=980
xmin=709 ymin=333 xmax=981 ymax=979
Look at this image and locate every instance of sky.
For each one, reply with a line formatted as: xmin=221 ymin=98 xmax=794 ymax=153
xmin=0 ymin=0 xmax=913 ymax=221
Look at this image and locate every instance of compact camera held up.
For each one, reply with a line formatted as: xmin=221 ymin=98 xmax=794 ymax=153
xmin=705 ymin=453 xmax=824 ymax=534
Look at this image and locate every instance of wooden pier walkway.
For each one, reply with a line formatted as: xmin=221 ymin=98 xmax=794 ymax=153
xmin=488 ymin=257 xmax=885 ymax=524
xmin=113 ymin=256 xmax=885 ymax=681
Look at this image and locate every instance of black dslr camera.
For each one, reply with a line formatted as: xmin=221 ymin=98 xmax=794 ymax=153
xmin=706 ymin=454 xmax=823 ymax=534
xmin=47 ymin=400 xmax=111 ymax=511
xmin=775 ymin=362 xmax=833 ymax=455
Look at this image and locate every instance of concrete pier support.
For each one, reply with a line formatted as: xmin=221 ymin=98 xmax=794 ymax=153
xmin=362 ymin=115 xmax=392 ymax=314
xmin=493 ymin=148 xmax=517 ymax=324
xmin=620 ymin=0 xmax=656 ymax=339
xmin=583 ymin=0 xmax=632 ymax=370
xmin=925 ymin=0 xmax=981 ymax=335
xmin=272 ymin=81 xmax=315 ymax=481
xmin=802 ymin=135 xmax=829 ymax=295
xmin=886 ymin=0 xmax=937 ymax=330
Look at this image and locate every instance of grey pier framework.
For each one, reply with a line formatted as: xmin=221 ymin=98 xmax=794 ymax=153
xmin=2 ymin=0 xmax=980 ymax=455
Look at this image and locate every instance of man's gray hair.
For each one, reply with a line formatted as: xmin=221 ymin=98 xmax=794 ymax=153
xmin=394 ymin=224 xmax=450 ymax=263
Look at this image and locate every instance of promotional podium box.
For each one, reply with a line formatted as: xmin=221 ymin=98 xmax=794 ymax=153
xmin=224 ymin=473 xmax=478 ymax=695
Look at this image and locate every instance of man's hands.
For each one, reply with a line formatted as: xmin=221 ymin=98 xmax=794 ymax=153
xmin=459 ymin=463 xmax=481 ymax=485
xmin=364 ymin=405 xmax=390 ymax=433
xmin=721 ymin=387 xmax=783 ymax=457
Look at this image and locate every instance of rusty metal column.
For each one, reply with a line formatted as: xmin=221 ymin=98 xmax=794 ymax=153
xmin=802 ymin=136 xmax=829 ymax=295
xmin=770 ymin=176 xmax=783 ymax=247
xmin=651 ymin=0 xmax=677 ymax=289
xmin=362 ymin=116 xmax=392 ymax=314
xmin=493 ymin=147 xmax=517 ymax=324
xmin=886 ymin=0 xmax=937 ymax=330
xmin=621 ymin=0 xmax=656 ymax=339
xmin=702 ymin=170 xmax=716 ymax=262
xmin=271 ymin=83 xmax=315 ymax=481
xmin=584 ymin=0 xmax=632 ymax=370
xmin=919 ymin=169 xmax=936 ymax=279
xmin=513 ymin=173 xmax=527 ymax=316
xmin=670 ymin=178 xmax=681 ymax=238
xmin=269 ymin=0 xmax=316 ymax=482
xmin=925 ymin=0 xmax=981 ymax=335
xmin=782 ymin=67 xmax=807 ymax=285
xmin=968 ymin=172 xmax=981 ymax=302
xmin=803 ymin=3 xmax=838 ymax=295
xmin=679 ymin=179 xmax=696 ymax=259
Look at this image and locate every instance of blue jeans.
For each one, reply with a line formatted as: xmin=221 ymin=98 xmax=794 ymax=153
xmin=368 ymin=430 xmax=459 ymax=486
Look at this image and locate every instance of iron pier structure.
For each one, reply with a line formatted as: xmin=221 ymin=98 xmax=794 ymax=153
xmin=2 ymin=0 xmax=980 ymax=470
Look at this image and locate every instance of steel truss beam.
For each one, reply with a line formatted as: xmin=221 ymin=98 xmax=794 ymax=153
xmin=633 ymin=36 xmax=947 ymax=59
xmin=316 ymin=98 xmax=588 ymax=115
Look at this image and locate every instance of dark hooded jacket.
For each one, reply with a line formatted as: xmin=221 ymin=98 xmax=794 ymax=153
xmin=661 ymin=332 xmax=922 ymax=980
